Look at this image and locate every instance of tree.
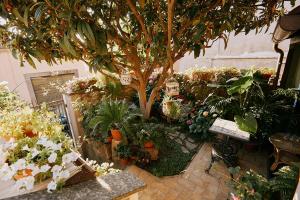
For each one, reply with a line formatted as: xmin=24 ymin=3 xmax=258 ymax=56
xmin=0 ymin=0 xmax=296 ymax=118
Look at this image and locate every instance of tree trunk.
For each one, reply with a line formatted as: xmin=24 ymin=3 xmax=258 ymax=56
xmin=137 ymin=83 xmax=157 ymax=119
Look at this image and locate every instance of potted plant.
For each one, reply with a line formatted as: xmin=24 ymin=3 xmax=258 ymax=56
xmin=138 ymin=129 xmax=154 ymax=148
xmin=116 ymin=143 xmax=132 ymax=166
xmin=162 ymin=96 xmax=182 ymax=120
xmin=87 ymin=99 xmax=141 ymax=142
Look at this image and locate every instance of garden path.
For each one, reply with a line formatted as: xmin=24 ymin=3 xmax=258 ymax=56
xmin=127 ymin=143 xmax=231 ymax=200
xmin=167 ymin=132 xmax=199 ymax=153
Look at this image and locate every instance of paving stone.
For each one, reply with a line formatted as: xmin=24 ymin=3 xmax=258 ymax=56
xmin=168 ymin=132 xmax=179 ymax=137
xmin=126 ymin=144 xmax=231 ymax=200
xmin=181 ymin=146 xmax=189 ymax=153
xmin=179 ymin=134 xmax=186 ymax=140
xmin=185 ymin=141 xmax=198 ymax=150
xmin=187 ymin=137 xmax=196 ymax=144
xmin=175 ymin=138 xmax=183 ymax=145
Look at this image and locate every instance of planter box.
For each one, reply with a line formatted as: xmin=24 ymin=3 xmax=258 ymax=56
xmin=81 ymin=139 xmax=112 ymax=163
xmin=0 ymin=157 xmax=94 ymax=199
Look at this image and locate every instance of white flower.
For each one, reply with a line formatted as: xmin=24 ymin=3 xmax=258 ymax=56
xmin=0 ymin=148 xmax=8 ymax=165
xmin=0 ymin=163 xmax=15 ymax=181
xmin=58 ymin=170 xmax=70 ymax=180
xmin=40 ymin=164 xmax=51 ymax=173
xmin=47 ymin=181 xmax=57 ymax=192
xmin=37 ymin=136 xmax=48 ymax=147
xmin=62 ymin=152 xmax=79 ymax=164
xmin=48 ymin=152 xmax=57 ymax=163
xmin=27 ymin=164 xmax=40 ymax=176
xmin=22 ymin=145 xmax=30 ymax=151
xmin=15 ymin=176 xmax=35 ymax=191
xmin=11 ymin=159 xmax=26 ymax=171
xmin=31 ymin=148 xmax=40 ymax=158
xmin=50 ymin=143 xmax=62 ymax=152
xmin=51 ymin=165 xmax=62 ymax=174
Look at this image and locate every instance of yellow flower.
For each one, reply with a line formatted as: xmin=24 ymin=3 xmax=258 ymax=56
xmin=203 ymin=111 xmax=209 ymax=117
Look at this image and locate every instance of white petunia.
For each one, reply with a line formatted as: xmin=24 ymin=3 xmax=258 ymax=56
xmin=15 ymin=176 xmax=35 ymax=191
xmin=27 ymin=164 xmax=40 ymax=176
xmin=62 ymin=152 xmax=79 ymax=164
xmin=11 ymin=159 xmax=26 ymax=171
xmin=31 ymin=148 xmax=40 ymax=158
xmin=51 ymin=165 xmax=62 ymax=174
xmin=58 ymin=170 xmax=70 ymax=180
xmin=37 ymin=136 xmax=48 ymax=147
xmin=22 ymin=145 xmax=30 ymax=151
xmin=0 ymin=163 xmax=15 ymax=181
xmin=50 ymin=143 xmax=62 ymax=152
xmin=40 ymin=164 xmax=51 ymax=173
xmin=47 ymin=181 xmax=57 ymax=192
xmin=0 ymin=148 xmax=8 ymax=165
xmin=48 ymin=152 xmax=57 ymax=163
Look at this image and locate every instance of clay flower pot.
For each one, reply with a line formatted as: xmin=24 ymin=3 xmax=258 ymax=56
xmin=111 ymin=129 xmax=122 ymax=141
xmin=119 ymin=158 xmax=129 ymax=167
xmin=144 ymin=141 xmax=154 ymax=148
xmin=106 ymin=136 xmax=113 ymax=143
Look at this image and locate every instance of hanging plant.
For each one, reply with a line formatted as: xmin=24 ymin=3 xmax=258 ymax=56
xmin=162 ymin=96 xmax=182 ymax=120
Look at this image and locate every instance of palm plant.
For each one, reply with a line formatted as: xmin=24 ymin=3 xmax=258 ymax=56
xmin=87 ymin=99 xmax=141 ymax=141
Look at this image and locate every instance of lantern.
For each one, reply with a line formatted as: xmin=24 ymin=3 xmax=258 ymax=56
xmin=120 ymin=71 xmax=132 ymax=85
xmin=165 ymin=77 xmax=179 ymax=96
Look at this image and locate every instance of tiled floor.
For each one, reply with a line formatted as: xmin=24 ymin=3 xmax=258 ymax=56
xmin=126 ymin=143 xmax=232 ymax=200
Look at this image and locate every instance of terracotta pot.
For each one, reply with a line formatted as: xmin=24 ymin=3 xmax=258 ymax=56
xmin=106 ymin=136 xmax=113 ymax=143
xmin=14 ymin=169 xmax=32 ymax=180
xmin=144 ymin=141 xmax=154 ymax=148
xmin=119 ymin=158 xmax=129 ymax=167
xmin=111 ymin=129 xmax=122 ymax=141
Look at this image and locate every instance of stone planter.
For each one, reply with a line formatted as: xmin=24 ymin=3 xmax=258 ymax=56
xmin=81 ymin=139 xmax=112 ymax=163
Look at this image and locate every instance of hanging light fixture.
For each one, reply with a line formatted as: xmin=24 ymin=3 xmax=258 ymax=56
xmin=165 ymin=77 xmax=179 ymax=96
xmin=120 ymin=71 xmax=132 ymax=85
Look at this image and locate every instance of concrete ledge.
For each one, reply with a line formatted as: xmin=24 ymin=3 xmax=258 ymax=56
xmin=5 ymin=171 xmax=146 ymax=200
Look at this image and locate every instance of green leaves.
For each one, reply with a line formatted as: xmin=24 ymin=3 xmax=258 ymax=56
xmin=227 ymin=72 xmax=254 ymax=95
xmin=234 ymin=113 xmax=257 ymax=134
xmin=77 ymin=21 xmax=96 ymax=48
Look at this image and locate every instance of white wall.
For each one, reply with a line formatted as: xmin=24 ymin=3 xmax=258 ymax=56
xmin=174 ymin=2 xmax=300 ymax=71
xmin=0 ymin=49 xmax=91 ymax=104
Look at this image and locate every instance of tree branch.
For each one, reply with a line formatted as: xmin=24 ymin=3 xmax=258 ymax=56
xmin=126 ymin=0 xmax=152 ymax=43
xmin=167 ymin=0 xmax=175 ymax=73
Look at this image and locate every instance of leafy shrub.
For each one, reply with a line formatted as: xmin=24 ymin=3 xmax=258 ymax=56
xmin=230 ymin=165 xmax=299 ymax=200
xmin=188 ymin=107 xmax=218 ymax=141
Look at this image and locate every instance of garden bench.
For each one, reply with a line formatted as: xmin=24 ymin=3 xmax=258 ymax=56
xmin=269 ymin=133 xmax=300 ymax=171
xmin=205 ymin=118 xmax=250 ymax=175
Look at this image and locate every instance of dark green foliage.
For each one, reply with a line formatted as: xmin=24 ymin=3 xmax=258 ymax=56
xmin=188 ymin=107 xmax=217 ymax=142
xmin=116 ymin=143 xmax=132 ymax=159
xmin=230 ymin=165 xmax=299 ymax=200
xmin=82 ymin=99 xmax=141 ymax=141
xmin=206 ymin=71 xmax=297 ymax=140
xmin=230 ymin=168 xmax=271 ymax=200
xmin=270 ymin=166 xmax=299 ymax=200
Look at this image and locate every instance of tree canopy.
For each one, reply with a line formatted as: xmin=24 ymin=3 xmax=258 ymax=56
xmin=0 ymin=0 xmax=296 ymax=118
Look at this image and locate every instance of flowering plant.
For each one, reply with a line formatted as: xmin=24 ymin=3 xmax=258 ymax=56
xmin=0 ymin=86 xmax=118 ymax=194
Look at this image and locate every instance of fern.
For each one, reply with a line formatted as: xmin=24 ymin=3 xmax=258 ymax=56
xmin=270 ymin=166 xmax=299 ymax=200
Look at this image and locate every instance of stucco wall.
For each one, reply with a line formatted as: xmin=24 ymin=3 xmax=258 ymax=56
xmin=0 ymin=49 xmax=91 ymax=104
xmin=174 ymin=2 xmax=299 ymax=71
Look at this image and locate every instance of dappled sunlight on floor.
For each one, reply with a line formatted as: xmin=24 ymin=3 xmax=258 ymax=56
xmin=127 ymin=143 xmax=231 ymax=200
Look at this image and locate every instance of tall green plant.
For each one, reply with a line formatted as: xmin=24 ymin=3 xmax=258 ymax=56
xmin=86 ymin=99 xmax=141 ymax=141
